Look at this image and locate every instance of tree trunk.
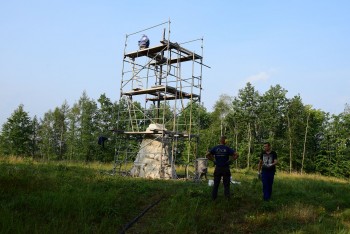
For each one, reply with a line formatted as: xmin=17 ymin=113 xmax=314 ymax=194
xmin=287 ymin=115 xmax=292 ymax=173
xmin=301 ymin=110 xmax=310 ymax=174
xmin=247 ymin=123 xmax=251 ymax=169
xmin=235 ymin=127 xmax=238 ymax=169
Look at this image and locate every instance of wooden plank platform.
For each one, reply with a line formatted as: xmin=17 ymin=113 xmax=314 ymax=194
xmin=146 ymin=93 xmax=199 ymax=101
xmin=124 ymin=40 xmax=202 ymax=66
xmin=111 ymin=128 xmax=199 ymax=138
xmin=149 ymin=55 xmax=198 ymax=66
xmin=124 ymin=131 xmax=198 ymax=138
xmin=122 ymin=85 xmax=199 ymax=100
xmin=124 ymin=44 xmax=168 ymax=59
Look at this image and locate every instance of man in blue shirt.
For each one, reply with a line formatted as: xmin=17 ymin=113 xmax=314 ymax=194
xmin=206 ymin=136 xmax=238 ymax=200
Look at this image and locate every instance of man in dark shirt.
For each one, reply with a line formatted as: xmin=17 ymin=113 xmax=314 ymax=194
xmin=258 ymin=142 xmax=278 ymax=201
xmin=206 ymin=136 xmax=238 ymax=200
xmin=138 ymin=34 xmax=150 ymax=49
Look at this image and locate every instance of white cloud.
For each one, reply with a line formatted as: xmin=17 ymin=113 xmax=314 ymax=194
xmin=245 ymin=71 xmax=271 ymax=83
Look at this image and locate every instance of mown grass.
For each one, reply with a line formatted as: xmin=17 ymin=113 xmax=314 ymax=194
xmin=0 ymin=156 xmax=349 ymax=234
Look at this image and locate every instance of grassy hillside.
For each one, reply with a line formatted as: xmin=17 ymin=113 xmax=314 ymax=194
xmin=0 ymin=157 xmax=349 ymax=234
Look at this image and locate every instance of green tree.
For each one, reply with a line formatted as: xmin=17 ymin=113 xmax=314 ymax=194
xmin=66 ymin=103 xmax=80 ymax=161
xmin=301 ymin=105 xmax=312 ymax=174
xmin=96 ymin=94 xmax=117 ymax=162
xmin=77 ymin=91 xmax=99 ymax=162
xmin=285 ymin=95 xmax=306 ymax=172
xmin=302 ymin=108 xmax=327 ymax=173
xmin=0 ymin=105 xmax=33 ymax=156
xmin=319 ymin=111 xmax=350 ymax=177
xmin=31 ymin=116 xmax=40 ymax=157
xmin=231 ymin=83 xmax=260 ymax=169
xmin=211 ymin=94 xmax=242 ymax=168
xmin=53 ymin=102 xmax=69 ymax=160
xmin=37 ymin=110 xmax=55 ymax=160
xmin=177 ymin=102 xmax=211 ymax=162
xmin=258 ymin=85 xmax=288 ymax=145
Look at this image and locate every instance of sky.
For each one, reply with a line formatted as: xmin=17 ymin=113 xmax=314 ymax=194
xmin=1 ymin=0 xmax=350 ymax=126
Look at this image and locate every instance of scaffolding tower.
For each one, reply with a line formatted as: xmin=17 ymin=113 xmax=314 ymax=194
xmin=114 ymin=21 xmax=206 ymax=179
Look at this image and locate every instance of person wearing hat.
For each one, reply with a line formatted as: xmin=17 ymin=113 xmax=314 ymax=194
xmin=206 ymin=136 xmax=238 ymax=200
xmin=138 ymin=34 xmax=150 ymax=49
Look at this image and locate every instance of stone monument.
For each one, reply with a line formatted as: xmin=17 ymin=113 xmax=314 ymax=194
xmin=129 ymin=123 xmax=176 ymax=179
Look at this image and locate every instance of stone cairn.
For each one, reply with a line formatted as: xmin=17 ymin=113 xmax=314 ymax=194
xmin=129 ymin=124 xmax=176 ymax=179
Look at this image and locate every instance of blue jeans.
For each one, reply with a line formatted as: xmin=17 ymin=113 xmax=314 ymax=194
xmin=261 ymin=170 xmax=275 ymax=201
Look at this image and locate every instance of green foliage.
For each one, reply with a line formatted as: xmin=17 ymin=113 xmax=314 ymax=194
xmin=65 ymin=103 xmax=80 ymax=161
xmin=96 ymin=94 xmax=118 ymax=162
xmin=258 ymin=84 xmax=288 ymax=142
xmin=2 ymin=84 xmax=350 ymax=178
xmin=0 ymin=105 xmax=33 ymax=156
xmin=36 ymin=102 xmax=69 ymax=160
xmin=37 ymin=109 xmax=55 ymax=160
xmin=78 ymin=91 xmax=99 ymax=161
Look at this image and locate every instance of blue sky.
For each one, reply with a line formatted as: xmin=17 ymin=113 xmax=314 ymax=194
xmin=1 ymin=0 xmax=350 ymax=125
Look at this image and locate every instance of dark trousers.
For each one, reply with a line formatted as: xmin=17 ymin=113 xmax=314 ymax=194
xmin=261 ymin=170 xmax=275 ymax=201
xmin=212 ymin=166 xmax=231 ymax=200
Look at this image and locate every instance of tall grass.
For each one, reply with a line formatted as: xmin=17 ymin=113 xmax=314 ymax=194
xmin=0 ymin=156 xmax=349 ymax=233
